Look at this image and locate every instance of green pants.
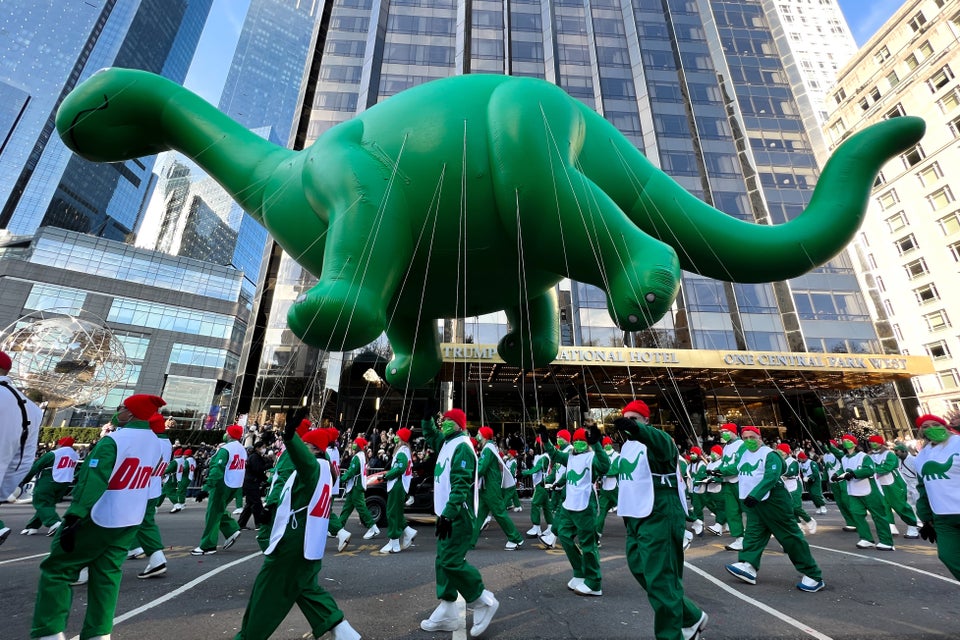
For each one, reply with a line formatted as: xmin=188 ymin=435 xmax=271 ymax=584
xmin=503 ymin=486 xmax=521 ymax=510
xmin=199 ymin=485 xmax=241 ymax=550
xmin=529 ymin=485 xmax=553 ymax=526
xmin=436 ymin=509 xmax=484 ymax=603
xmin=26 ymin=477 xmax=70 ymax=529
xmin=740 ymin=486 xmax=821 ymax=580
xmin=339 ymin=486 xmax=375 ymax=528
xmin=830 ymin=481 xmax=857 ymax=527
xmin=549 ymin=487 xmax=564 ymax=515
xmin=157 ymin=479 xmax=176 ymax=507
xmin=386 ymin=482 xmax=408 ymax=540
xmin=596 ymin=487 xmax=618 ymax=535
xmin=135 ymin=497 xmax=163 ymax=555
xmin=472 ymin=485 xmax=522 ymax=545
xmin=808 ymin=477 xmax=826 ymax=508
xmin=555 ymin=500 xmax=602 ymax=591
xmin=930 ymin=513 xmax=960 ymax=581
xmin=689 ymin=491 xmax=707 ymax=521
xmin=704 ymin=491 xmax=726 ymax=524
xmin=721 ymin=482 xmax=744 ymax=537
xmin=237 ymin=515 xmax=344 ymax=640
xmin=176 ymin=474 xmax=191 ymax=504
xmin=790 ymin=487 xmax=812 ymax=523
xmin=881 ymin=479 xmax=917 ymax=527
xmin=32 ymin=520 xmax=138 ymax=639
xmin=848 ymin=489 xmax=894 ymax=545
xmin=625 ymin=489 xmax=704 ymax=640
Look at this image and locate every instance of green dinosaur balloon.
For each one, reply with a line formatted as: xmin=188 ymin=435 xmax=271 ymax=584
xmin=55 ymin=69 xmax=925 ymax=388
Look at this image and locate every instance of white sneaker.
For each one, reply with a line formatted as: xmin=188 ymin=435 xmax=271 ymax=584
xmin=138 ymin=551 xmax=167 ymax=579
xmin=725 ymin=537 xmax=743 ymax=551
xmin=723 ymin=524 xmax=731 ymax=534
xmin=574 ymin=582 xmax=602 ymax=596
xmin=330 ymin=620 xmax=361 ymax=640
xmin=222 ymin=530 xmax=241 ymax=550
xmin=725 ymin=562 xmax=757 ymax=584
xmin=692 ymin=519 xmax=704 ymax=535
xmin=567 ymin=577 xmax=584 ymax=591
xmin=904 ymin=525 xmax=920 ymax=539
xmin=363 ymin=525 xmax=380 ymax=540
xmin=170 ymin=504 xmax=182 ymax=513
xmin=538 ymin=530 xmax=557 ymax=549
xmin=336 ymin=528 xmax=352 ymax=552
xmin=505 ymin=539 xmax=523 ymax=551
xmin=380 ymin=539 xmax=401 ymax=553
xmin=889 ymin=523 xmax=900 ymax=537
xmin=706 ymin=523 xmax=723 ymax=536
xmin=46 ymin=521 xmax=62 ymax=537
xmin=682 ymin=611 xmax=708 ymax=640
xmin=190 ymin=547 xmax=217 ymax=556
xmin=127 ymin=546 xmax=145 ymax=559
xmin=401 ymin=526 xmax=418 ymax=549
xmin=232 ymin=507 xmax=244 ymax=516
xmin=21 ymin=528 xmax=39 ymax=536
xmin=683 ymin=530 xmax=694 ymax=551
xmin=0 ymin=526 xmax=9 ymax=546
xmin=513 ymin=506 xmax=523 ymax=512
xmin=806 ymin=518 xmax=817 ymax=535
xmin=796 ymin=575 xmax=825 ymax=593
xmin=37 ymin=633 xmax=67 ymax=640
xmin=876 ymin=542 xmax=895 ymax=551
xmin=856 ymin=539 xmax=875 ymax=549
xmin=842 ymin=525 xmax=857 ymax=532
xmin=817 ymin=506 xmax=828 ymax=514
xmin=420 ymin=600 xmax=460 ymax=632
xmin=525 ymin=525 xmax=541 ymax=537
xmin=469 ymin=589 xmax=500 ymax=635
xmin=70 ymin=567 xmax=89 ymax=586
xmin=480 ymin=514 xmax=492 ymax=531
xmin=405 ymin=496 xmax=414 ymax=506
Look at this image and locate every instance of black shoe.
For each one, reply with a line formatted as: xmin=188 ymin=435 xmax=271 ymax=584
xmin=138 ymin=563 xmax=167 ymax=579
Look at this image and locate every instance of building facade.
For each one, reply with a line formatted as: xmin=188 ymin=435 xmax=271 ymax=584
xmin=824 ymin=0 xmax=960 ymax=417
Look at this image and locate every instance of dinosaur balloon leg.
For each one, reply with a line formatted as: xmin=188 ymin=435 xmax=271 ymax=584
xmin=499 ymin=289 xmax=561 ymax=372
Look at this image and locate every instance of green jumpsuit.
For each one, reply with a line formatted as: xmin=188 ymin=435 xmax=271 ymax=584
xmin=803 ymin=457 xmax=826 ymax=508
xmin=157 ymin=456 xmax=179 ymax=507
xmin=422 ymin=418 xmax=486 ymax=603
xmin=471 ymin=442 xmax=523 ymax=546
xmin=783 ymin=456 xmax=813 ymax=525
xmin=545 ymin=439 xmax=610 ymax=592
xmin=176 ymin=455 xmax=193 ymax=504
xmin=22 ymin=449 xmax=73 ymax=529
xmin=198 ymin=446 xmax=241 ymax=551
xmin=595 ymin=449 xmax=620 ymax=536
xmin=914 ymin=433 xmax=960 ymax=580
xmin=716 ymin=438 xmax=746 ymax=538
xmin=338 ymin=452 xmax=375 ymax=529
xmin=837 ymin=448 xmax=894 ymax=546
xmin=236 ymin=434 xmax=346 ymax=639
xmin=870 ymin=448 xmax=918 ymax=528
xmin=382 ymin=444 xmax=410 ymax=540
xmin=135 ymin=433 xmax=170 ymax=557
xmin=502 ymin=457 xmax=521 ymax=510
xmin=521 ymin=453 xmax=553 ymax=528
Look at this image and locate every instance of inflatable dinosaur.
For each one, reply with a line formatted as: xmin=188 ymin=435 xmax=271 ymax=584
xmin=56 ymin=69 xmax=925 ymax=388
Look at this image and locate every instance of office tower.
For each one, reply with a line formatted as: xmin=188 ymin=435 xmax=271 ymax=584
xmin=242 ymin=0 xmax=922 ymax=438
xmin=825 ymin=0 xmax=960 ymax=416
xmin=0 ymin=0 xmax=213 ymax=240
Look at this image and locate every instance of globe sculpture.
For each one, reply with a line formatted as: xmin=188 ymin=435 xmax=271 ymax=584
xmin=0 ymin=310 xmax=128 ymax=408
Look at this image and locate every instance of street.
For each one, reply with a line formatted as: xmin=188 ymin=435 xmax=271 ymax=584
xmin=1 ymin=499 xmax=957 ymax=639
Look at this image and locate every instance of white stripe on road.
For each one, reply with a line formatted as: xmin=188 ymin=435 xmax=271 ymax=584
xmin=67 ymin=551 xmax=261 ymax=640
xmin=0 ymin=552 xmax=47 ymax=566
xmin=684 ymin=562 xmax=833 ymax=640
xmin=808 ymin=544 xmax=959 ymax=586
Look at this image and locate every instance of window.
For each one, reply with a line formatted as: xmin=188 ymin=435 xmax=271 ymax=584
xmin=867 ymin=253 xmax=878 ymax=269
xmin=876 ymin=275 xmax=885 ymax=292
xmin=904 ymin=258 xmax=929 ymax=279
xmin=902 ymin=145 xmax=925 ymax=168
xmin=878 ymin=189 xmax=899 ymax=210
xmin=929 ymin=186 xmax=955 ymax=211
xmin=938 ymin=370 xmax=959 ymax=390
xmin=885 ymin=211 xmax=908 ymax=232
xmin=924 ymin=310 xmax=951 ymax=331
xmin=950 ymin=115 xmax=960 ymax=137
xmin=918 ymin=163 xmax=943 ymax=187
xmin=925 ymin=340 xmax=950 ymax=359
xmin=938 ymin=212 xmax=960 ymax=235
xmin=874 ymin=172 xmax=886 ymax=187
xmin=893 ymin=324 xmax=904 ymax=341
xmin=929 ymin=66 xmax=955 ymax=92
xmin=894 ymin=233 xmax=917 ymax=255
xmin=24 ymin=284 xmax=86 ymax=314
xmin=940 ymin=88 xmax=960 ymax=112
xmin=949 ymin=240 xmax=960 ymax=261
xmin=834 ymin=87 xmax=846 ymax=103
xmin=874 ymin=46 xmax=891 ymax=64
xmin=909 ymin=12 xmax=927 ymax=32
xmin=883 ymin=299 xmax=895 ymax=316
xmin=887 ymin=70 xmax=900 ymax=88
xmin=914 ymin=283 xmax=940 ymax=303
xmin=859 ymin=97 xmax=870 ymax=111
xmin=906 ymin=53 xmax=920 ymax=70
xmin=885 ymin=103 xmax=906 ymax=119
xmin=828 ymin=119 xmax=846 ymax=143
xmin=870 ymin=87 xmax=881 ymax=102
xmin=920 ymin=41 xmax=934 ymax=59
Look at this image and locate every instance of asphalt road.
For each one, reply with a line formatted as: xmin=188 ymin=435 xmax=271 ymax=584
xmin=1 ymin=498 xmax=957 ymax=639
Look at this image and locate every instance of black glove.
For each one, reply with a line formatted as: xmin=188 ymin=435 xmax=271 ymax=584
xmin=195 ymin=489 xmax=209 ymax=502
xmin=586 ymin=425 xmax=601 ymax=445
xmin=435 ymin=515 xmax=453 ymax=540
xmin=707 ymin=469 xmax=724 ymax=478
xmin=613 ymin=417 xmax=641 ymax=441
xmin=841 ymin=471 xmax=855 ymax=481
xmin=58 ymin=514 xmax=82 ymax=553
xmin=743 ymin=495 xmax=759 ymax=508
xmin=283 ymin=419 xmax=298 ymax=441
xmin=536 ymin=424 xmax=549 ymax=443
xmin=263 ymin=503 xmax=277 ymax=526
xmin=919 ymin=522 xmax=937 ymax=543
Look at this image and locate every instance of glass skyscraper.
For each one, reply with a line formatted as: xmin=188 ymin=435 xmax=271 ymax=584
xmin=0 ymin=0 xmax=212 ymax=240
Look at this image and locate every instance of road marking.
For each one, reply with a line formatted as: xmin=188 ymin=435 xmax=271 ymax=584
xmin=68 ymin=551 xmax=262 ymax=640
xmin=808 ymin=544 xmax=959 ymax=586
xmin=684 ymin=562 xmax=833 ymax=640
xmin=0 ymin=552 xmax=48 ymax=566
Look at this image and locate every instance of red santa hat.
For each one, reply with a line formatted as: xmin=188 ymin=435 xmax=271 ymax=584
xmin=184 ymin=449 xmax=193 ymax=456
xmin=325 ymin=426 xmax=340 ymax=445
xmin=0 ymin=350 xmax=11 ymax=371
xmin=296 ymin=419 xmax=312 ymax=437
xmin=478 ymin=426 xmax=494 ymax=441
xmin=622 ymin=400 xmax=650 ymax=418
xmin=776 ymin=443 xmax=791 ymax=455
xmin=797 ymin=451 xmax=808 ymax=460
xmin=710 ymin=445 xmax=723 ymax=456
xmin=915 ymin=414 xmax=947 ymax=428
xmin=148 ymin=414 xmax=166 ymax=434
xmin=397 ymin=427 xmax=412 ymax=442
xmin=354 ymin=436 xmax=368 ymax=449
xmin=602 ymin=437 xmax=613 ymax=446
xmin=442 ymin=408 xmax=467 ymax=430
xmin=57 ymin=436 xmax=75 ymax=447
xmin=572 ymin=428 xmax=587 ymax=442
xmin=829 ymin=439 xmax=839 ymax=447
xmin=721 ymin=423 xmax=739 ymax=434
xmin=508 ymin=449 xmax=517 ymax=457
xmin=226 ymin=424 xmax=243 ymax=440
xmin=689 ymin=446 xmax=703 ymax=457
xmin=868 ymin=435 xmax=885 ymax=446
xmin=740 ymin=425 xmax=761 ymax=437
xmin=302 ymin=428 xmax=330 ymax=450
xmin=556 ymin=429 xmax=572 ymax=443
xmin=173 ymin=448 xmax=183 ymax=456
xmin=123 ymin=394 xmax=166 ymax=420
xmin=842 ymin=434 xmax=858 ymax=446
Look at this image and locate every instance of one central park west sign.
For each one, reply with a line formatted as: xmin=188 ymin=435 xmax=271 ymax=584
xmin=439 ymin=344 xmax=935 ymax=376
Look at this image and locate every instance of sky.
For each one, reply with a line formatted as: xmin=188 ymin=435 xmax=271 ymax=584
xmin=182 ymin=0 xmax=905 ymax=105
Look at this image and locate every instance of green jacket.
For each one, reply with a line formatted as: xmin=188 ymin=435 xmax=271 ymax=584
xmin=422 ymin=418 xmax=476 ymax=520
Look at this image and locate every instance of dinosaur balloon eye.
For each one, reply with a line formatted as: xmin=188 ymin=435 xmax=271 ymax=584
xmin=645 ymin=293 xmax=657 ymax=303
xmin=628 ymin=314 xmax=639 ymax=324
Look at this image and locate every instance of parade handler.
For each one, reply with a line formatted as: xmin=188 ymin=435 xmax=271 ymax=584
xmin=867 ymin=434 xmax=919 ymax=538
xmin=521 ymin=438 xmax=553 ymax=539
xmin=798 ymin=451 xmax=826 ymax=514
xmin=725 ymin=426 xmax=825 ymax=593
xmin=175 ymin=448 xmax=196 ymax=509
xmin=595 ymin=437 xmax=620 ymax=538
xmin=823 ymin=439 xmax=858 ymax=530
xmin=471 ymin=425 xmax=524 ymax=550
xmin=30 ymin=393 xmax=164 ymax=640
xmin=614 ymin=401 xmax=708 ymax=640
xmin=713 ymin=423 xmax=746 ymax=550
xmin=235 ymin=425 xmax=361 ymax=640
xmin=380 ymin=427 xmax=417 ymax=553
xmin=192 ymin=424 xmax=246 ymax=555
xmin=158 ymin=448 xmax=181 ymax=510
xmin=777 ymin=444 xmax=815 ymax=535
xmin=540 ymin=425 xmax=610 ymax=596
xmin=420 ymin=408 xmax=499 ymax=636
xmin=831 ymin=434 xmax=895 ymax=550
xmin=913 ymin=414 xmax=960 ymax=580
xmin=503 ymin=450 xmax=522 ymax=511
xmin=131 ymin=413 xmax=173 ymax=578
xmin=338 ymin=435 xmax=379 ymax=540
xmin=20 ymin=437 xmax=78 ymax=536
xmin=0 ymin=349 xmax=42 ymax=545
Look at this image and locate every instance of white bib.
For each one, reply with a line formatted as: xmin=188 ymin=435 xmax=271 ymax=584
xmin=174 ymin=457 xmax=184 ymax=482
xmin=387 ymin=444 xmax=412 ymax=492
xmin=328 ymin=446 xmax=341 ymax=493
xmin=690 ymin=461 xmax=707 ymax=494
xmin=737 ymin=446 xmax=772 ymax=501
xmin=869 ymin=451 xmax=896 ymax=486
xmin=722 ymin=439 xmax=744 ymax=483
xmin=617 ymin=441 xmax=654 ymax=518
xmin=148 ymin=438 xmax=172 ymax=499
xmin=705 ymin=459 xmax=723 ymax=493
xmin=915 ymin=435 xmax=960 ymax=515
xmin=531 ymin=453 xmax=549 ymax=486
xmin=90 ymin=428 xmax=161 ymax=528
xmin=52 ymin=446 xmax=79 ymax=484
xmin=345 ymin=451 xmax=367 ymax=492
xmin=602 ymin=452 xmax=620 ymax=491
xmin=186 ymin=456 xmax=196 ymax=480
xmin=823 ymin=452 xmax=842 ymax=477
xmin=782 ymin=457 xmax=799 ymax=492
xmin=265 ymin=458 xmax=333 ymax=560
xmin=563 ymin=450 xmax=595 ymax=512
xmin=433 ymin=434 xmax=477 ymax=517
xmin=841 ymin=452 xmax=873 ymax=497
xmin=221 ymin=441 xmax=247 ymax=488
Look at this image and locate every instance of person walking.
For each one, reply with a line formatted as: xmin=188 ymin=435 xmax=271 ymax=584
xmin=0 ymin=350 xmax=42 ymax=546
xmin=913 ymin=414 xmax=960 ymax=580
xmin=237 ymin=440 xmax=270 ymax=530
xmin=20 ymin=437 xmax=78 ymax=537
xmin=379 ymin=427 xmax=418 ymax=553
xmin=595 ymin=437 xmax=620 ymax=538
xmin=777 ymin=444 xmax=816 ymax=535
xmin=521 ymin=437 xmax=553 ymax=540
xmin=714 ymin=423 xmax=746 ymax=551
xmin=867 ymin=435 xmax=919 ymax=539
xmin=724 ymin=426 xmax=825 ymax=593
xmin=614 ymin=401 xmax=709 ymax=639
xmin=471 ymin=426 xmax=524 ymax=551
xmin=703 ymin=445 xmax=728 ymax=536
xmin=338 ymin=435 xmax=379 ymax=540
xmin=502 ymin=450 xmax=522 ymax=512
xmin=830 ymin=434 xmax=895 ymax=550
xmin=177 ymin=448 xmax=197 ymax=509
xmin=823 ymin=440 xmax=857 ymax=531
xmin=687 ymin=446 xmax=709 ymax=536
xmin=158 ymin=448 xmax=181 ymax=511
xmin=30 ymin=394 xmax=165 ymax=640
xmin=131 ymin=412 xmax=173 ymax=578
xmin=798 ymin=451 xmax=827 ymax=515
xmin=191 ymin=424 xmax=246 ymax=555
xmin=419 ymin=409 xmax=499 ymax=637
